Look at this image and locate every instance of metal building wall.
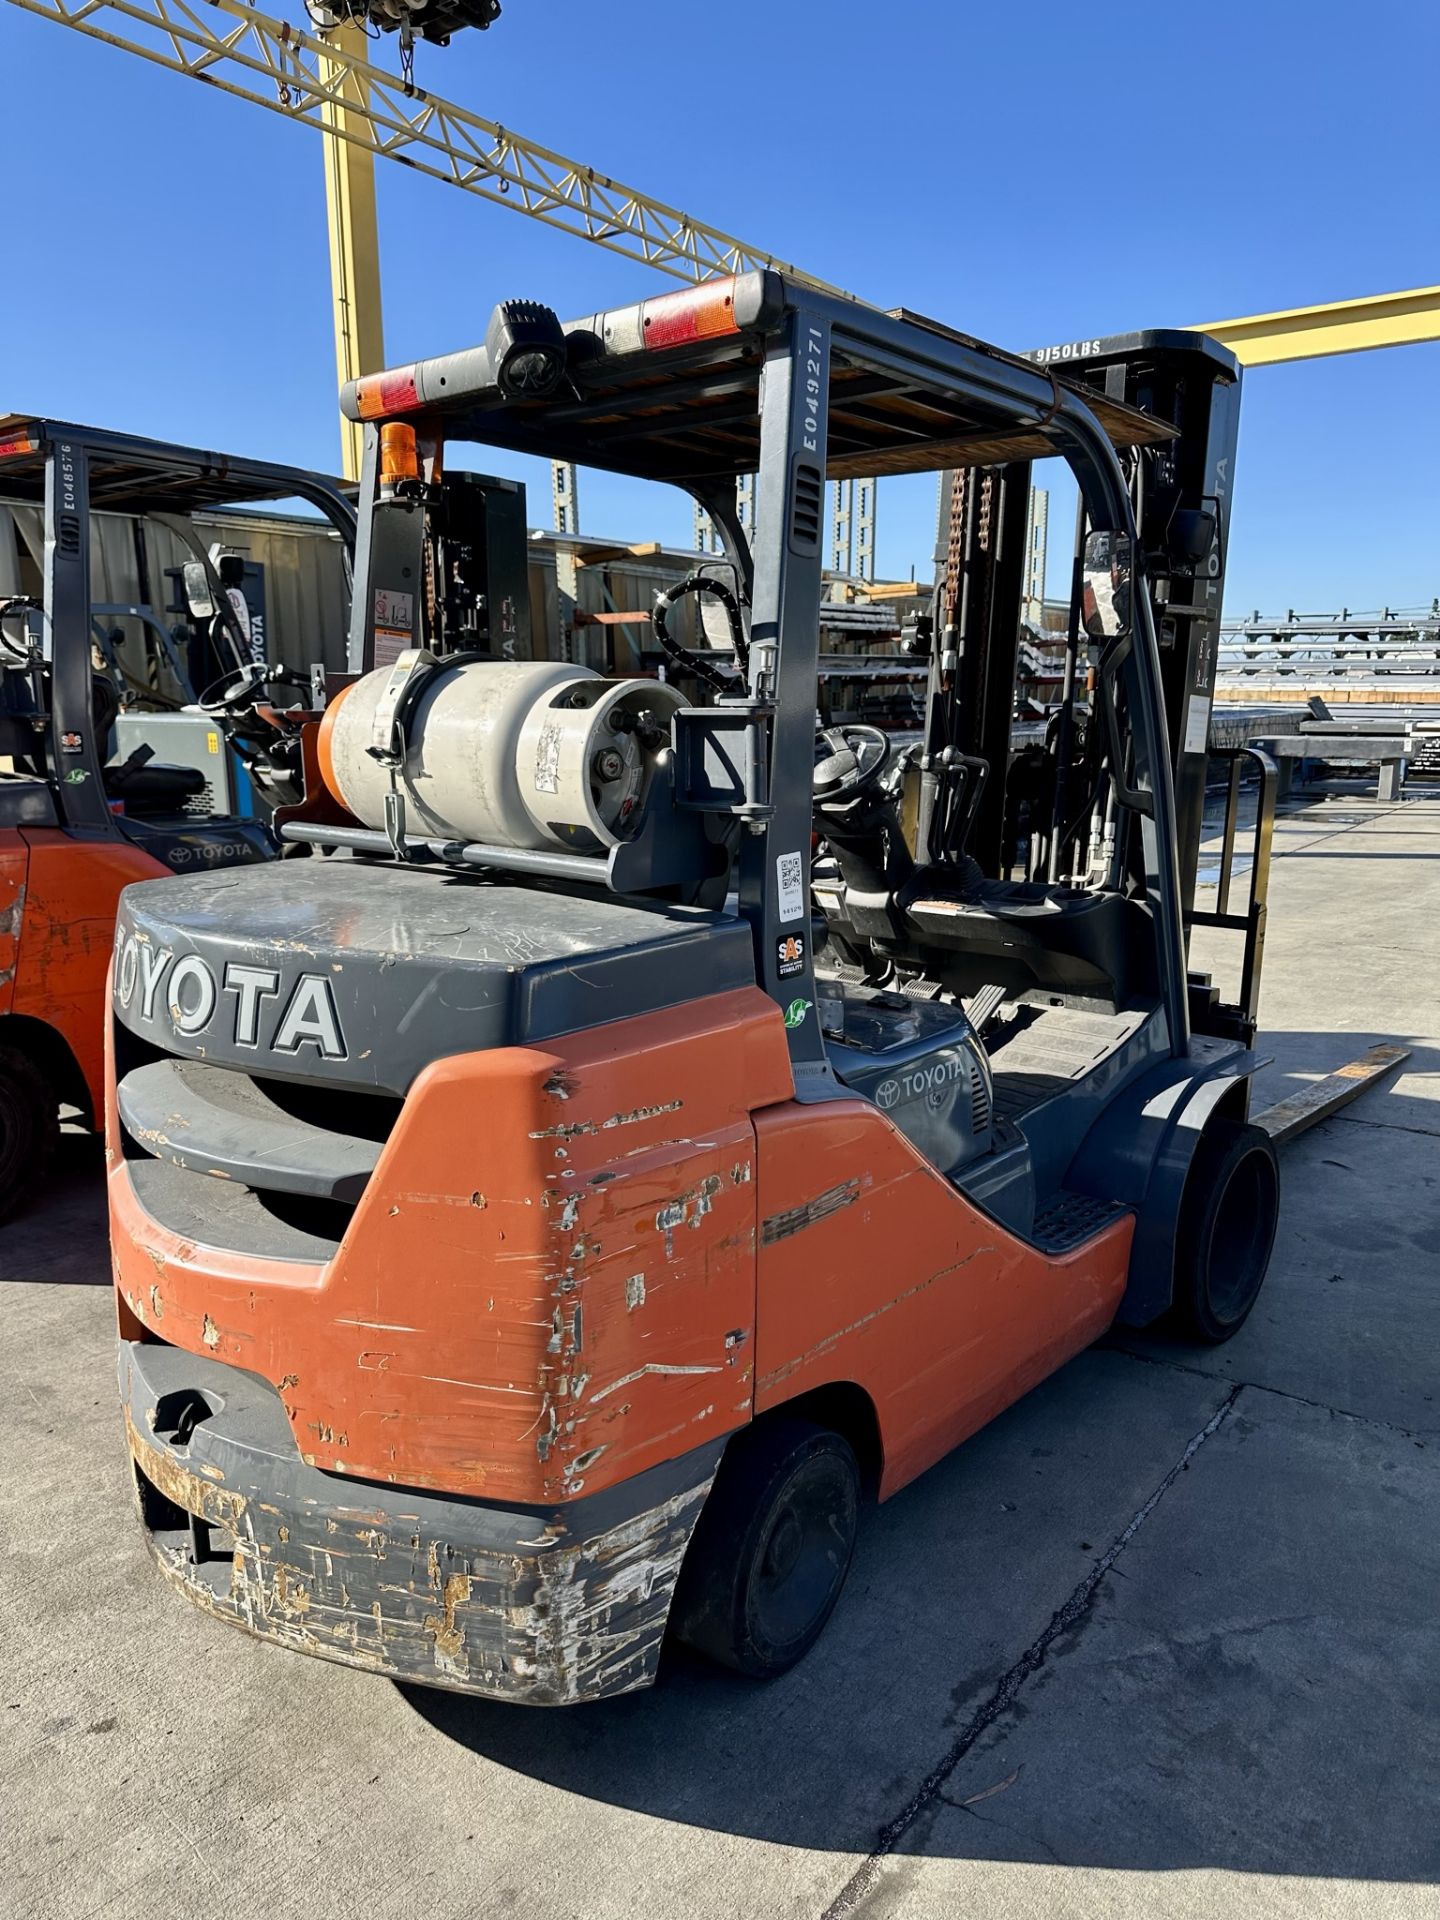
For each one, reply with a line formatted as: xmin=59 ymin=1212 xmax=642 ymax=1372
xmin=0 ymin=502 xmax=351 ymax=674
xmin=3 ymin=502 xmax=732 ymax=680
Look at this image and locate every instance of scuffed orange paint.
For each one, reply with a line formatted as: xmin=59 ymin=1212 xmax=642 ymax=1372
xmin=752 ymin=1098 xmax=1133 ymax=1498
xmin=110 ymin=986 xmax=794 ymax=1505
xmin=4 ymin=827 xmax=165 ymax=1119
xmin=111 ymin=965 xmax=1135 ymax=1515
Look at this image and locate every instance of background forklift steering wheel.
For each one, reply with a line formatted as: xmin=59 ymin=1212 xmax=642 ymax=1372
xmin=813 ymin=723 xmax=893 ymax=805
xmin=197 ymin=660 xmax=300 ymax=713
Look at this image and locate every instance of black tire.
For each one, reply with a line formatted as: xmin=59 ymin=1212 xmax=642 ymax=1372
xmin=0 ymin=1043 xmax=59 ymax=1223
xmin=1171 ymin=1118 xmax=1279 ymax=1344
xmin=670 ymin=1416 xmax=860 ymax=1679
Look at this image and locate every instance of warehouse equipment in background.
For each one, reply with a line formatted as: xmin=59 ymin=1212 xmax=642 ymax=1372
xmin=0 ymin=417 xmax=358 ymax=1217
xmin=0 ymin=414 xmax=545 ymax=1219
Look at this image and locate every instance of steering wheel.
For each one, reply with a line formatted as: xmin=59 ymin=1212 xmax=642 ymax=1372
xmin=813 ymin=724 xmax=893 ymax=805
xmin=0 ymin=596 xmax=40 ymax=664
xmin=198 ymin=660 xmax=302 ymax=713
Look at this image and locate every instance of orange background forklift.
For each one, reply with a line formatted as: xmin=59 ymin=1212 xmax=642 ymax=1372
xmin=106 ymin=280 xmax=1282 ymax=1702
xmin=0 ymin=418 xmax=354 ymax=1217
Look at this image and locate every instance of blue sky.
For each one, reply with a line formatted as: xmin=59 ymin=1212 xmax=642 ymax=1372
xmin=3 ymin=0 xmax=1436 ymax=615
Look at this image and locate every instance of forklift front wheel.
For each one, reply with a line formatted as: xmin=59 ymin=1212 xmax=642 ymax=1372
xmin=0 ymin=1044 xmax=59 ymax=1222
xmin=1171 ymin=1118 xmax=1279 ymax=1345
xmin=669 ymin=1416 xmax=860 ymax=1680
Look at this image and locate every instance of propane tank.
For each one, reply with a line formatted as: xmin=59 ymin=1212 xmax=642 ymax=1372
xmin=320 ymin=658 xmax=686 ymax=855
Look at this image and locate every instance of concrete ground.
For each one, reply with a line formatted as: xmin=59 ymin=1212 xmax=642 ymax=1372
xmin=2 ymin=792 xmax=1438 ymax=1920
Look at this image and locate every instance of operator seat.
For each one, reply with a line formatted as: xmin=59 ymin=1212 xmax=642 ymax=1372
xmin=899 ymin=866 xmax=1154 ymax=1007
xmin=103 ymin=759 xmax=208 ymax=816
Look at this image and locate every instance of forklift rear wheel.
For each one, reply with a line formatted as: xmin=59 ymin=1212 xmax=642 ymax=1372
xmin=1172 ymin=1118 xmax=1279 ymax=1345
xmin=670 ymin=1416 xmax=860 ymax=1680
xmin=0 ymin=1045 xmax=59 ymax=1222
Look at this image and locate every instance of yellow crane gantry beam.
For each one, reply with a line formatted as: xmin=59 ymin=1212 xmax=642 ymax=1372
xmin=1194 ymin=285 xmax=1440 ymax=367
xmin=317 ymin=23 xmax=384 ymax=481
xmin=6 ymin=0 xmax=851 ymax=475
xmin=9 ymin=0 xmax=1440 ymax=486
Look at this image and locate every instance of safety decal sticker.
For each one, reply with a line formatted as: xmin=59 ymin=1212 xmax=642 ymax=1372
xmin=777 ymin=932 xmax=806 ymax=980
xmin=60 ymin=731 xmax=83 ymax=754
xmin=373 ymin=588 xmax=413 ymax=629
xmin=776 ymin=849 xmax=806 ymax=923
xmin=783 ymin=997 xmax=812 ymax=1030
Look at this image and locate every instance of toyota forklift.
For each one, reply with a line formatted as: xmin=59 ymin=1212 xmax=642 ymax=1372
xmin=106 ymin=280 xmax=1279 ymax=1704
xmin=0 ymin=418 xmax=359 ymax=1218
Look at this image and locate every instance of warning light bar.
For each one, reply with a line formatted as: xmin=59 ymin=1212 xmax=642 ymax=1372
xmin=354 ymin=366 xmax=420 ymax=421
xmin=640 ymin=278 xmax=739 ymax=351
xmin=338 ymin=272 xmax=779 ymax=427
xmin=0 ymin=432 xmax=38 ymax=460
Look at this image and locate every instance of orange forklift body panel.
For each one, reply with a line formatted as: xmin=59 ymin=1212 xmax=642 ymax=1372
xmin=111 ymin=986 xmax=795 ymax=1504
xmin=112 ymin=981 xmax=1131 ymax=1511
xmin=0 ymin=839 xmax=24 ymax=1008
xmin=4 ymin=828 xmax=165 ymax=1117
xmin=752 ymin=1099 xmax=1132 ymax=1498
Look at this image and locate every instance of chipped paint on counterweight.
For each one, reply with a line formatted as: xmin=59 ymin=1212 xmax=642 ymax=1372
xmin=127 ymin=1407 xmax=719 ymax=1704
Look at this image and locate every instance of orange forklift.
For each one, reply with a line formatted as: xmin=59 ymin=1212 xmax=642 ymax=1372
xmin=107 ymin=281 xmax=1280 ymax=1702
xmin=0 ymin=419 xmax=356 ymax=1217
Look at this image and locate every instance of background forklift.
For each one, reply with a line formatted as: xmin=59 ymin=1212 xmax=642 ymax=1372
xmin=0 ymin=418 xmax=356 ymax=1218
xmin=106 ymin=279 xmax=1285 ymax=1703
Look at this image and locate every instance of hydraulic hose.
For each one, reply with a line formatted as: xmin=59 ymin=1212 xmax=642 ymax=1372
xmin=651 ymin=574 xmax=747 ymax=693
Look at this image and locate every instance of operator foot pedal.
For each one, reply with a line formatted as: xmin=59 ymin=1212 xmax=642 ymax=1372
xmin=965 ymin=983 xmax=1007 ymax=1034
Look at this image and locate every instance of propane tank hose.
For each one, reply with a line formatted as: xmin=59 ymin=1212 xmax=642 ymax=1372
xmin=651 ymin=574 xmax=748 ymax=693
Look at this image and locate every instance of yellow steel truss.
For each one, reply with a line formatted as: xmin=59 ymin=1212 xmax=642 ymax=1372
xmin=6 ymin=0 xmax=850 ymax=479
xmin=7 ymin=0 xmax=848 ymax=295
xmin=8 ymin=0 xmax=1437 ymax=484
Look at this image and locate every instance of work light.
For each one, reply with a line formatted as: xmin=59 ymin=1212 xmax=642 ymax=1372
xmin=486 ymin=301 xmax=569 ymax=401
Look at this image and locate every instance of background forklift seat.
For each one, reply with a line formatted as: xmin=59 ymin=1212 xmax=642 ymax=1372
xmin=102 ymin=758 xmax=206 ymax=815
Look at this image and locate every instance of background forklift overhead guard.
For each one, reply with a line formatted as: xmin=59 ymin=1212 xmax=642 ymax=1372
xmin=107 ymin=276 xmax=1282 ymax=1704
xmin=0 ymin=419 xmax=357 ymax=1219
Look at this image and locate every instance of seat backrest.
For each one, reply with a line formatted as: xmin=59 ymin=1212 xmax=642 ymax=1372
xmin=902 ymin=875 xmax=1155 ymax=1009
xmin=105 ymin=761 xmax=207 ymax=816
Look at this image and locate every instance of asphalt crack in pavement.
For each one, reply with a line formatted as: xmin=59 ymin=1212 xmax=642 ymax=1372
xmin=1329 ymin=1111 xmax=1440 ymax=1141
xmin=1111 ymin=1343 xmax=1438 ymax=1440
xmin=818 ymin=1384 xmax=1242 ymax=1919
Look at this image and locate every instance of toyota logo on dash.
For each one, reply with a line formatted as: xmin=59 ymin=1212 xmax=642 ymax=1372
xmin=114 ymin=932 xmax=347 ymax=1060
xmin=875 ymin=1057 xmax=968 ymax=1111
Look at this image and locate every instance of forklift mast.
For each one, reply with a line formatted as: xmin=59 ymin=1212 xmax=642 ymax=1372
xmin=348 ymin=454 xmax=531 ymax=674
xmin=927 ymin=333 xmax=1270 ymax=1041
xmin=1044 ymin=332 xmax=1243 ymax=919
xmin=925 ymin=460 xmax=1034 ymax=878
